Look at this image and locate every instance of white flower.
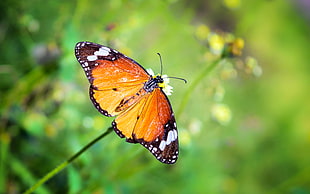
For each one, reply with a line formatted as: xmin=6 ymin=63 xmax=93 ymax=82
xmin=161 ymin=74 xmax=173 ymax=95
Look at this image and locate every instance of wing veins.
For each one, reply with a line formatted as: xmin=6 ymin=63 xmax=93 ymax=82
xmin=92 ymin=82 xmax=144 ymax=91
xmin=132 ymin=90 xmax=161 ymax=140
xmin=111 ymin=58 xmax=149 ymax=78
xmin=131 ymin=93 xmax=152 ymax=138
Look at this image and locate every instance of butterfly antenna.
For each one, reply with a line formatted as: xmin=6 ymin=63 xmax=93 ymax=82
xmin=157 ymin=53 xmax=187 ymax=84
xmin=157 ymin=53 xmax=163 ymax=75
xmin=167 ymin=76 xmax=187 ymax=84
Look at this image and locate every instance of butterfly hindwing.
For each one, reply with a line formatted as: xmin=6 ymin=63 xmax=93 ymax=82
xmin=113 ymin=88 xmax=178 ymax=164
xmin=140 ymin=113 xmax=178 ymax=164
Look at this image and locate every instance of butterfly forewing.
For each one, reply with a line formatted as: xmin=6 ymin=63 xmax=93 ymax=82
xmin=75 ymin=41 xmax=179 ymax=164
xmin=75 ymin=42 xmax=149 ymax=82
xmin=75 ymin=42 xmax=149 ymax=116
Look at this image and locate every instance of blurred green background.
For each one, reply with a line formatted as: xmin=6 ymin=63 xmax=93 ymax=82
xmin=1 ymin=0 xmax=310 ymax=193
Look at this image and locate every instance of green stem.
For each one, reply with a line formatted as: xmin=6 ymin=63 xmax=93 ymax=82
xmin=23 ymin=127 xmax=114 ymax=194
xmin=177 ymin=58 xmax=221 ymax=116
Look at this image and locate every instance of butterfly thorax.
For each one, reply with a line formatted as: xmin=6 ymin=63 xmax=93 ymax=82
xmin=144 ymin=75 xmax=164 ymax=93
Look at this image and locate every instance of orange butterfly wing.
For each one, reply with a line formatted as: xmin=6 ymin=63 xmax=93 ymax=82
xmin=113 ymin=88 xmax=178 ymax=164
xmin=75 ymin=42 xmax=178 ymax=164
xmin=75 ymin=42 xmax=149 ymax=116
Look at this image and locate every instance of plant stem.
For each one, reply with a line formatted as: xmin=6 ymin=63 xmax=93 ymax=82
xmin=23 ymin=127 xmax=113 ymax=194
xmin=177 ymin=58 xmax=221 ymax=116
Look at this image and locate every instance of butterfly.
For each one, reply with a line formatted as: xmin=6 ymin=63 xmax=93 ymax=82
xmin=75 ymin=41 xmax=179 ymax=164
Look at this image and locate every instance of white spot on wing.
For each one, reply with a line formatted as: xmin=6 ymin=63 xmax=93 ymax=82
xmin=94 ymin=47 xmax=110 ymax=56
xmin=173 ymin=129 xmax=177 ymax=139
xmin=87 ymin=55 xmax=98 ymax=61
xmin=166 ymin=131 xmax=173 ymax=145
xmin=159 ymin=140 xmax=166 ymax=151
xmin=166 ymin=130 xmax=177 ymax=145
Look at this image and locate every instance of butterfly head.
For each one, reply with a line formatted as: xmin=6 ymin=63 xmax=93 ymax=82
xmin=147 ymin=68 xmax=173 ymax=96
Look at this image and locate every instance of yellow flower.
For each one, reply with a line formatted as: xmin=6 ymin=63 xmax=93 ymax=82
xmin=229 ymin=38 xmax=245 ymax=56
xmin=209 ymin=33 xmax=225 ymax=55
xmin=211 ymin=103 xmax=232 ymax=125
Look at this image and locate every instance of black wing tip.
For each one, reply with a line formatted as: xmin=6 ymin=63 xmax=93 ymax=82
xmin=75 ymin=41 xmax=103 ymax=55
xmin=132 ymin=132 xmax=179 ymax=164
xmin=75 ymin=41 xmax=89 ymax=51
xmin=141 ymin=139 xmax=179 ymax=164
xmin=75 ymin=41 xmax=94 ymax=47
xmin=75 ymin=41 xmax=111 ymax=50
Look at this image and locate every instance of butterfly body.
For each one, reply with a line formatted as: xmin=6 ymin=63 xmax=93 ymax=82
xmin=75 ymin=42 xmax=178 ymax=164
